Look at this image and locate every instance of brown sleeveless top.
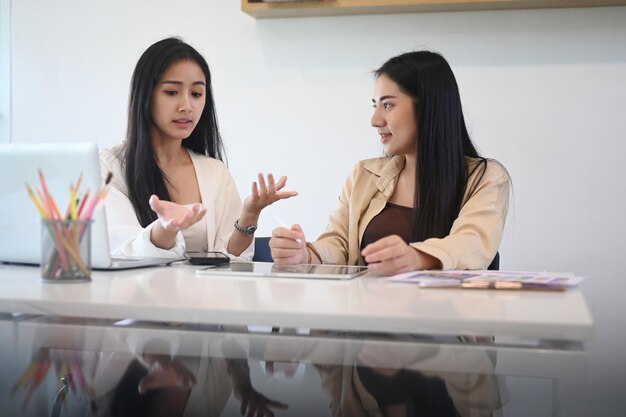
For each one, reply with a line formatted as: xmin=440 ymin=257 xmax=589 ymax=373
xmin=360 ymin=202 xmax=413 ymax=251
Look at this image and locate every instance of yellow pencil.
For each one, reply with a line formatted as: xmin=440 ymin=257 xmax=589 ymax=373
xmin=69 ymin=186 xmax=77 ymax=220
xmin=25 ymin=183 xmax=47 ymax=219
xmin=70 ymin=172 xmax=83 ymax=220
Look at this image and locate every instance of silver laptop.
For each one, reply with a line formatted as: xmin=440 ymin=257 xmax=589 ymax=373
xmin=0 ymin=143 xmax=178 ymax=270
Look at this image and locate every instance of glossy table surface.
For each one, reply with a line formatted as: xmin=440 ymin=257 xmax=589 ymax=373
xmin=0 ymin=316 xmax=590 ymax=417
xmin=0 ymin=262 xmax=594 ymax=342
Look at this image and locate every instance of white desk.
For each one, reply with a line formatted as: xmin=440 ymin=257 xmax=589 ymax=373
xmin=0 ymin=263 xmax=594 ymax=342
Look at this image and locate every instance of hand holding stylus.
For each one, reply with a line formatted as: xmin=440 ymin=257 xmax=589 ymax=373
xmin=270 ymin=218 xmax=307 ymax=266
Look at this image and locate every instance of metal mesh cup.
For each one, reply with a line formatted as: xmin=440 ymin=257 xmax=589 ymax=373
xmin=41 ymin=219 xmax=91 ymax=282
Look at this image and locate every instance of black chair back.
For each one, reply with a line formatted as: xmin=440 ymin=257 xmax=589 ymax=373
xmin=487 ymin=252 xmax=500 ymax=271
xmin=253 ymin=237 xmax=273 ymax=262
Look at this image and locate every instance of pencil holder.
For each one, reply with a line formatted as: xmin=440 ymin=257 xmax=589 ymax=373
xmin=41 ymin=219 xmax=92 ymax=282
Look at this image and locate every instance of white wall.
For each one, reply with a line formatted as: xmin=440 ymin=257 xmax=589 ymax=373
xmin=0 ymin=0 xmax=10 ymax=141
xmin=6 ymin=0 xmax=626 ymax=411
xmin=10 ymin=1 xmax=626 ymax=273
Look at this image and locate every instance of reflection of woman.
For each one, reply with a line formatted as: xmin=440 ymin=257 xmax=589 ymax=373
xmin=271 ymin=51 xmax=510 ymax=274
xmin=263 ymin=333 xmax=504 ymax=417
xmin=101 ymin=37 xmax=296 ymax=259
xmin=104 ymin=354 xmax=286 ymax=417
xmin=89 ymin=336 xmax=287 ymax=417
xmin=355 ymin=365 xmax=461 ymax=416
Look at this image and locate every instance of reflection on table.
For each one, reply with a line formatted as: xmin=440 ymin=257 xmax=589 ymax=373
xmin=0 ymin=316 xmax=586 ymax=417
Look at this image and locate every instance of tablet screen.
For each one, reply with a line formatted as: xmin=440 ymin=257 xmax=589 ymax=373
xmin=196 ymin=262 xmax=369 ymax=280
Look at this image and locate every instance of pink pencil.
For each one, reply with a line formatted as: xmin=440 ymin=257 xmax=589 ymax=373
xmin=38 ymin=170 xmax=62 ymax=220
xmin=76 ymin=189 xmax=90 ymax=219
xmin=81 ymin=172 xmax=112 ymax=221
xmin=37 ymin=171 xmax=69 ymax=273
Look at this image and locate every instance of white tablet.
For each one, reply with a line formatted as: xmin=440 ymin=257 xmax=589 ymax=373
xmin=196 ymin=262 xmax=369 ymax=280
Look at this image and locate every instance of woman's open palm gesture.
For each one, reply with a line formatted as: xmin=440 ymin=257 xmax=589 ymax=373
xmin=149 ymin=194 xmax=207 ymax=232
xmin=243 ymin=173 xmax=298 ymax=214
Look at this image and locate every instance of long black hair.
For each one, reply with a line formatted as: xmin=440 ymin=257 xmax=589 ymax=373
xmin=122 ymin=37 xmax=224 ymax=227
xmin=375 ymin=51 xmax=486 ymax=242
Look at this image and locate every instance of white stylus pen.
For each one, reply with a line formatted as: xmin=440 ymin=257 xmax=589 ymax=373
xmin=275 ymin=216 xmax=302 ymax=244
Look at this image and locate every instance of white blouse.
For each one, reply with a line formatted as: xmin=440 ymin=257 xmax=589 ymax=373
xmin=99 ymin=145 xmax=253 ymax=260
xmin=182 ymin=210 xmax=208 ymax=252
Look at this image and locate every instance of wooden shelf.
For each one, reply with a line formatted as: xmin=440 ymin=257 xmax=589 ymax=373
xmin=242 ymin=0 xmax=626 ymax=18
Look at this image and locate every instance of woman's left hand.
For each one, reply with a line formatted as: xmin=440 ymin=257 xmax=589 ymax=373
xmin=361 ymin=235 xmax=440 ymax=275
xmin=243 ymin=173 xmax=298 ymax=215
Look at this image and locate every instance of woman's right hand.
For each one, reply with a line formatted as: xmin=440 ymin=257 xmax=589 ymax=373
xmin=269 ymin=224 xmax=307 ymax=266
xmin=138 ymin=355 xmax=197 ymax=395
xmin=149 ymin=194 xmax=207 ymax=232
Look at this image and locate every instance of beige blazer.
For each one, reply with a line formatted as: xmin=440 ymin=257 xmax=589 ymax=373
xmin=310 ymin=156 xmax=510 ymax=270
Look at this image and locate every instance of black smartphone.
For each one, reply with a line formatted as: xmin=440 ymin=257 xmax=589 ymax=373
xmin=186 ymin=251 xmax=230 ymax=266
